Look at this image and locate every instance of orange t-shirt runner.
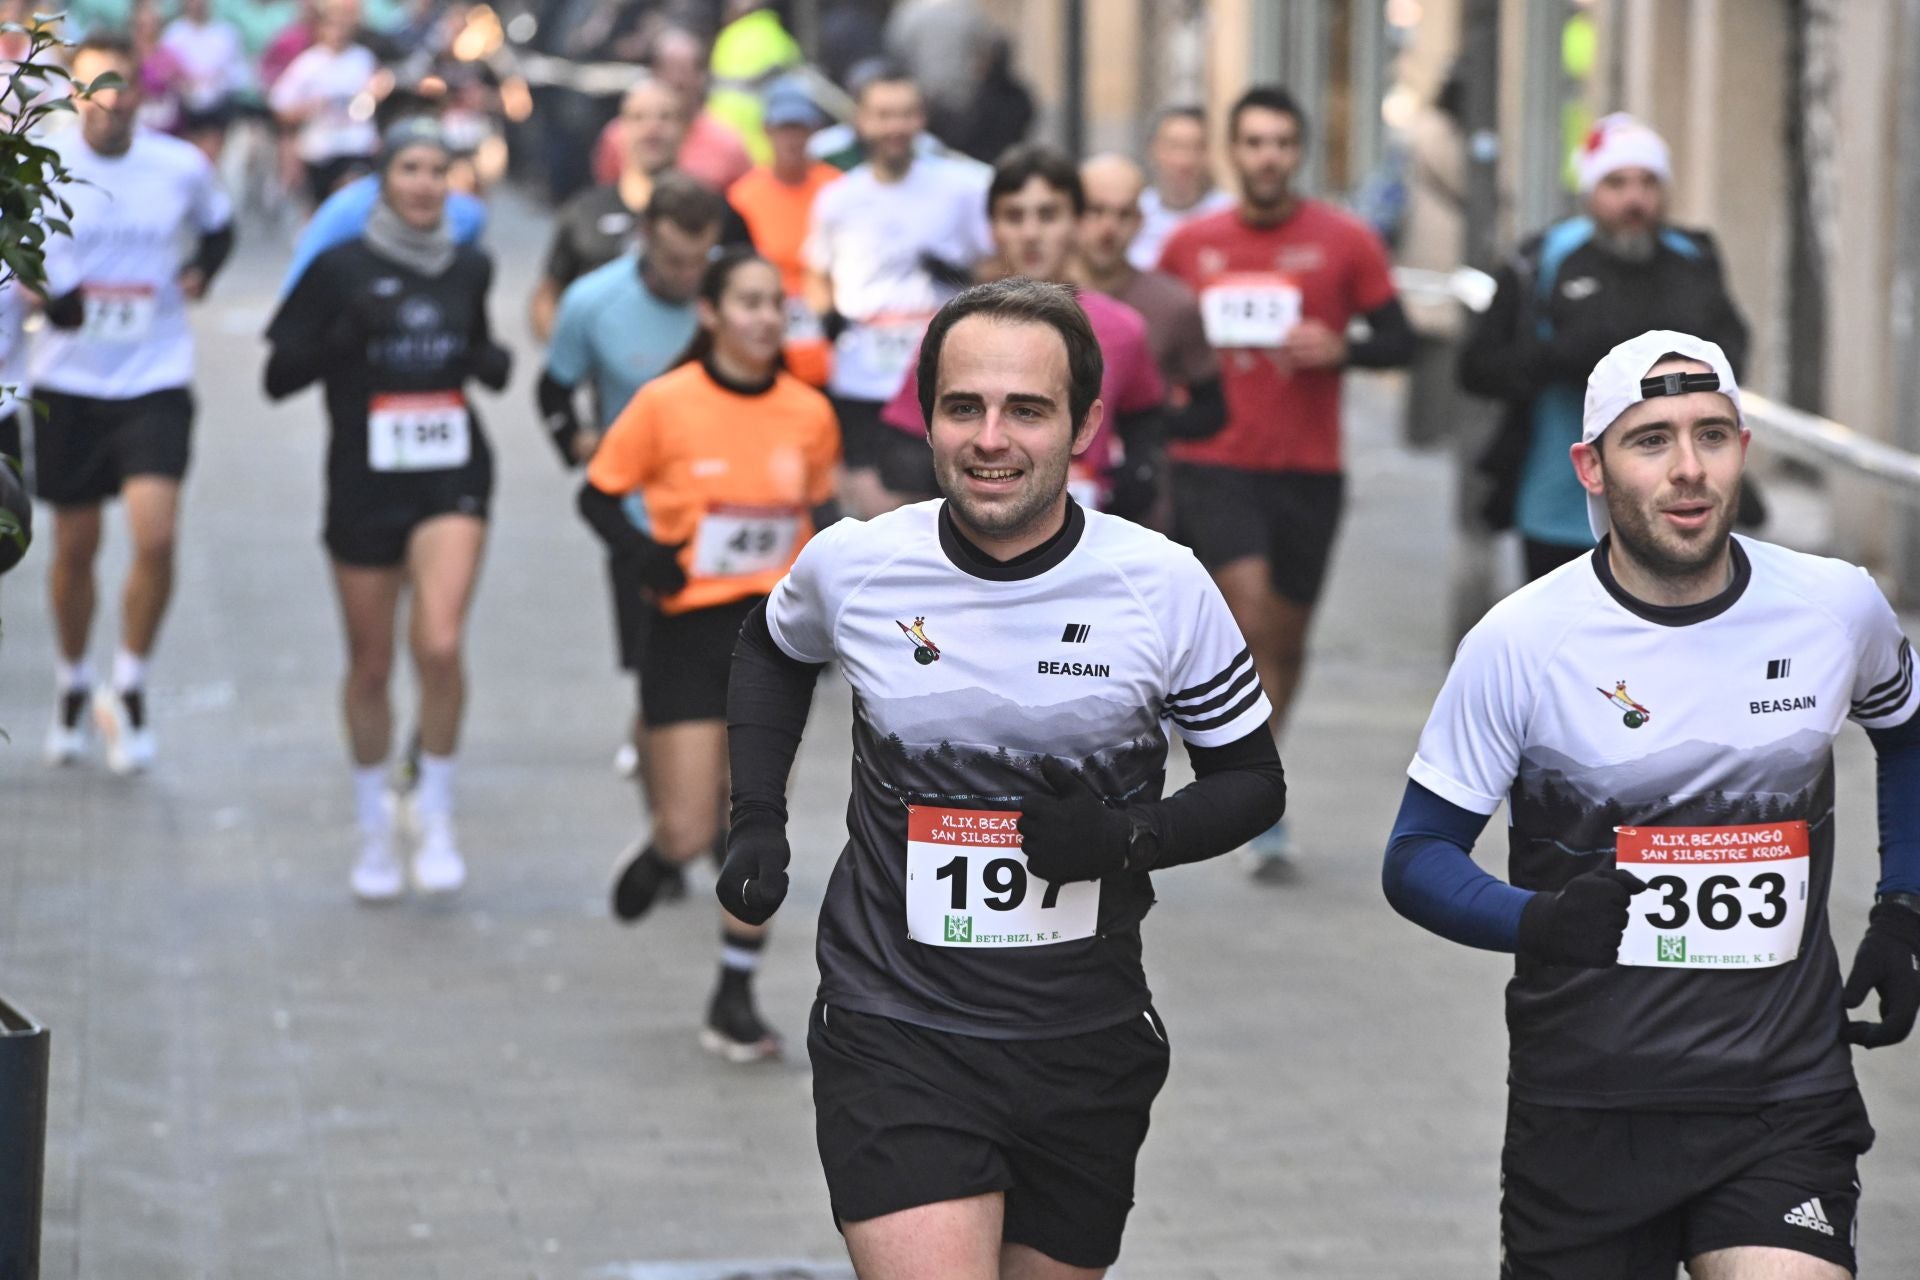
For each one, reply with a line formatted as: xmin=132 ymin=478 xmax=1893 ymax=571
xmin=588 ymin=360 xmax=841 ymax=615
xmin=728 ymin=162 xmax=841 ymax=387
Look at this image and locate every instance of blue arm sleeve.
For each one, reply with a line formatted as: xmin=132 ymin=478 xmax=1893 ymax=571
xmin=1382 ymin=779 xmax=1532 ymax=952
xmin=280 ymin=177 xmax=378 ymax=296
xmin=1867 ymin=710 xmax=1920 ymax=895
xmin=448 ymin=192 xmax=488 ymax=244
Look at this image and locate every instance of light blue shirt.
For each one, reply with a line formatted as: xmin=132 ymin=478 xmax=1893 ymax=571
xmin=546 ymin=253 xmax=698 ymax=428
xmin=279 ymin=176 xmax=488 ymax=296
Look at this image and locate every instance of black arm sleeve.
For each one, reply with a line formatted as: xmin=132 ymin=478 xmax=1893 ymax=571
xmin=188 ymin=222 xmax=235 ymax=284
xmin=464 ymin=260 xmax=512 ymax=392
xmin=1130 ymin=726 xmax=1286 ymax=871
xmin=538 ymin=370 xmax=586 ymax=467
xmin=1457 ymin=256 xmax=1549 ymax=401
xmin=262 ymin=265 xmax=341 ymax=400
xmin=727 ymin=599 xmax=826 ymax=830
xmin=1345 ymin=296 xmax=1416 ymax=369
xmin=575 ymin=480 xmax=656 ymax=557
xmin=1165 ymin=375 xmax=1227 ymax=440
xmin=1113 ymin=406 xmax=1164 ymax=450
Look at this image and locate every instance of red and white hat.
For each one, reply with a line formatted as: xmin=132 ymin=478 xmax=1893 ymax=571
xmin=1574 ymin=113 xmax=1672 ymax=194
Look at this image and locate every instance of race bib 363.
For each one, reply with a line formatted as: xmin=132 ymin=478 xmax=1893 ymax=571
xmin=1614 ymin=822 xmax=1811 ymax=969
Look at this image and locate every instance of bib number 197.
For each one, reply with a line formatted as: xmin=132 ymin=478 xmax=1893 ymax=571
xmin=905 ymin=805 xmax=1098 ymax=947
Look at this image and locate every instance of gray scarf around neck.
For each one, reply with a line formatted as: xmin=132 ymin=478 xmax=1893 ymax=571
xmin=364 ymin=197 xmax=457 ymax=276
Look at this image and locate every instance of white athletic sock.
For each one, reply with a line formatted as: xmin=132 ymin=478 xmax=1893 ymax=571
xmin=415 ymin=752 xmax=456 ymax=820
xmin=111 ymin=648 xmax=147 ymax=694
xmin=353 ymin=765 xmax=390 ymax=836
xmin=56 ymin=658 xmax=94 ymax=692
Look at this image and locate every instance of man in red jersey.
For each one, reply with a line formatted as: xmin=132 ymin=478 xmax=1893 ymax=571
xmin=1158 ymin=84 xmax=1413 ymax=881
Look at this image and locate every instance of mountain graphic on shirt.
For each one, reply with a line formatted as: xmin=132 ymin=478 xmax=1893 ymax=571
xmin=866 ymin=687 xmax=1161 ymax=758
xmin=1510 ymin=729 xmax=1835 ymax=869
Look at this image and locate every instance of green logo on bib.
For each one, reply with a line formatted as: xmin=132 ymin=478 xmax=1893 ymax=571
xmin=1657 ymin=935 xmax=1687 ymax=963
xmin=945 ymin=915 xmax=972 ymax=943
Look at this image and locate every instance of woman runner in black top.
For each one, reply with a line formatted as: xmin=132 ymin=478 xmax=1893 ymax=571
xmin=264 ymin=117 xmax=510 ymax=904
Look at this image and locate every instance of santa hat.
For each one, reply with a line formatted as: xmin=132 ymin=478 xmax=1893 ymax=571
xmin=1574 ymin=113 xmax=1672 ymax=194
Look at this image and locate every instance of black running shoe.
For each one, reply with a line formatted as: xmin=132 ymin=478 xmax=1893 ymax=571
xmin=610 ymin=840 xmax=682 ymax=922
xmin=700 ymin=977 xmax=781 ymax=1063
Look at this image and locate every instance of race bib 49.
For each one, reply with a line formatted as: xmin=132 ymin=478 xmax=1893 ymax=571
xmin=904 ymin=805 xmax=1098 ymax=948
xmin=1614 ymin=822 xmax=1811 ymax=969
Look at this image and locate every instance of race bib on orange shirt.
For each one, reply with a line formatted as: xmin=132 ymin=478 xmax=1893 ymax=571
xmin=904 ymin=805 xmax=1099 ymax=948
xmin=1614 ymin=822 xmax=1811 ymax=969
xmin=368 ymin=392 xmax=471 ymax=472
xmin=1200 ymin=273 xmax=1302 ymax=349
xmin=689 ymin=503 xmax=803 ymax=578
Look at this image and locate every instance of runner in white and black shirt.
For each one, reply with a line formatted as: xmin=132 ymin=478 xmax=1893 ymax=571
xmin=32 ymin=32 xmax=234 ymax=774
xmin=721 ymin=279 xmax=1286 ymax=1273
xmin=1383 ymin=330 xmax=1920 ymax=1278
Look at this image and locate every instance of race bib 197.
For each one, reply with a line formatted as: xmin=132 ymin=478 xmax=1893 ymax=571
xmin=1614 ymin=821 xmax=1811 ymax=969
xmin=690 ymin=504 xmax=802 ymax=578
xmin=1200 ymin=273 xmax=1302 ymax=349
xmin=368 ymin=392 xmax=472 ymax=472
xmin=904 ymin=805 xmax=1098 ymax=948
xmin=81 ymin=284 xmax=157 ymax=344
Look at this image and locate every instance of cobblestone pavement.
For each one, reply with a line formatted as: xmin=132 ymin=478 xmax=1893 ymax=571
xmin=2 ymin=194 xmax=1916 ymax=1279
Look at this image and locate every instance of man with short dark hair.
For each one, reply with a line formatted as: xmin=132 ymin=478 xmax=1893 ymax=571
xmin=1459 ymin=114 xmax=1751 ymax=581
xmin=721 ymin=277 xmax=1287 ymax=1277
xmin=875 ymin=143 xmax=1205 ymax=522
xmin=33 ymin=32 xmax=234 ymax=773
xmin=1385 ymin=330 xmax=1920 ymax=1280
xmin=1157 ymin=84 xmax=1413 ymax=879
xmin=802 ymin=64 xmax=991 ymax=518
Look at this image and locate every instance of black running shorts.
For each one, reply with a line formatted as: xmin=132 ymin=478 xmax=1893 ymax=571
xmin=1169 ymin=463 xmax=1345 ymax=606
xmin=830 ymin=396 xmax=886 ymax=470
xmin=1500 ymin=1088 xmax=1874 ymax=1279
xmin=875 ymin=426 xmax=937 ymax=498
xmin=639 ymin=595 xmax=759 ymax=727
xmin=808 ymin=999 xmax=1171 ymax=1270
xmin=324 ymin=450 xmax=492 ymax=568
xmin=32 ymin=387 xmax=193 ymax=506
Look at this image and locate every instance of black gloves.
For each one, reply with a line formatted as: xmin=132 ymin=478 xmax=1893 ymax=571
xmin=821 ymin=309 xmax=849 ymax=343
xmin=917 ymin=251 xmax=973 ymax=291
xmin=1516 ymin=867 xmax=1648 ymax=968
xmin=717 ymin=817 xmax=792 ymax=925
xmin=43 ymin=289 xmax=85 ymax=331
xmin=1016 ymin=758 xmax=1133 ymax=885
xmin=1843 ymin=901 xmax=1920 ymax=1048
xmin=621 ymin=538 xmax=688 ymax=598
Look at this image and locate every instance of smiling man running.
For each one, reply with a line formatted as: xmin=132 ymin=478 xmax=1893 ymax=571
xmin=719 ymin=277 xmax=1287 ymax=1277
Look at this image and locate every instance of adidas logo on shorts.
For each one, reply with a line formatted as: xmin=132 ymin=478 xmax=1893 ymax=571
xmin=1783 ymin=1197 xmax=1835 ymax=1236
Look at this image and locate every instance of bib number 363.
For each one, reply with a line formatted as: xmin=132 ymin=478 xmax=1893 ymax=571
xmin=904 ymin=805 xmax=1098 ymax=948
xmin=1614 ymin=821 xmax=1811 ymax=969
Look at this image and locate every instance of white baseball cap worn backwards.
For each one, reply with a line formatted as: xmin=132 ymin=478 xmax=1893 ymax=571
xmin=1580 ymin=329 xmax=1743 ymax=539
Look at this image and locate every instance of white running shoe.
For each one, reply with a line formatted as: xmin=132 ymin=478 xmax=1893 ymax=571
xmin=93 ymin=687 xmax=155 ymax=775
xmin=410 ymin=814 xmax=467 ymax=895
xmin=350 ymin=830 xmax=405 ymax=902
xmin=44 ymin=688 xmax=93 ymax=765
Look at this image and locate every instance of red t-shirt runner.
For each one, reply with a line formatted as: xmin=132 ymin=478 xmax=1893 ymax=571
xmin=1157 ymin=199 xmax=1396 ymax=475
xmin=879 ymin=288 xmax=1164 ymax=509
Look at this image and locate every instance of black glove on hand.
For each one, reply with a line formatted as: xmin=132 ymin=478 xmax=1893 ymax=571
xmin=917 ymin=251 xmax=973 ymax=291
xmin=1842 ymin=902 xmax=1920 ymax=1048
xmin=43 ymin=289 xmax=85 ymax=331
xmin=1516 ymin=867 xmax=1648 ymax=968
xmin=622 ymin=539 xmax=688 ymax=598
xmin=716 ymin=818 xmax=791 ymax=926
xmin=1016 ymin=757 xmax=1132 ymax=885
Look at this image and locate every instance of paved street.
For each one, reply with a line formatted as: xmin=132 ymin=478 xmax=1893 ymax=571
xmin=2 ymin=192 xmax=1917 ymax=1279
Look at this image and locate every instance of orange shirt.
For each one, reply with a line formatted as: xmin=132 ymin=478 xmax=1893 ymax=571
xmin=588 ymin=360 xmax=841 ymax=615
xmin=728 ymin=162 xmax=841 ymax=387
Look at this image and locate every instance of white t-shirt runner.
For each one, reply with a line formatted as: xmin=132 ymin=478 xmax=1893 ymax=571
xmin=159 ymin=17 xmax=252 ymax=112
xmin=803 ymin=156 xmax=992 ymax=402
xmin=766 ymin=499 xmax=1271 ymax=1037
xmin=1409 ymin=536 xmax=1919 ymax=1109
xmin=31 ymin=129 xmax=233 ymax=400
xmin=268 ymin=43 xmax=378 ymax=163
